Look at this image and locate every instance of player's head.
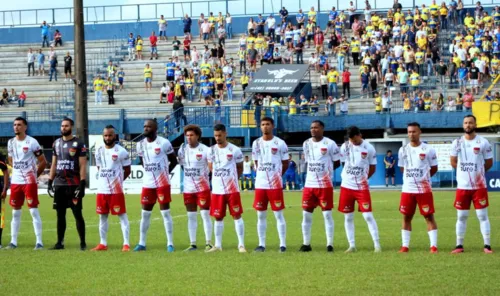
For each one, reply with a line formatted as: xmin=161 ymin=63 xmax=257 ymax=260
xmin=13 ymin=117 xmax=28 ymax=136
xmin=245 ymin=155 xmax=249 ymax=161
xmin=386 ymin=150 xmax=392 ymax=156
xmin=184 ymin=124 xmax=202 ymax=146
xmin=143 ymin=119 xmax=158 ymax=138
xmin=346 ymin=126 xmax=362 ymax=145
xmin=260 ymin=117 xmax=274 ymax=135
xmin=407 ymin=122 xmax=421 ymax=143
xmin=103 ymin=125 xmax=116 ymax=147
xmin=463 ymin=115 xmax=477 ymax=135
xmin=310 ymin=120 xmax=325 ymax=139
xmin=213 ymin=124 xmax=227 ymax=145
xmin=60 ymin=117 xmax=74 ymax=137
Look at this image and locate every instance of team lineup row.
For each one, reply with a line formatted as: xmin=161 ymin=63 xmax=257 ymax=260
xmin=0 ymin=114 xmax=493 ymax=254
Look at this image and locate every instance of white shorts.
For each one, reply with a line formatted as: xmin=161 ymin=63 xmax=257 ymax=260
xmin=38 ymin=63 xmax=44 ymax=69
xmin=470 ymin=79 xmax=478 ymax=87
xmin=172 ymin=50 xmax=179 ymax=57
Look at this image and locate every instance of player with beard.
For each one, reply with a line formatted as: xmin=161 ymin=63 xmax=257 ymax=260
xmin=398 ymin=122 xmax=439 ymax=253
xmin=451 ymin=115 xmax=494 ymax=254
xmin=92 ymin=126 xmax=132 ymax=251
xmin=134 ymin=119 xmax=178 ymax=252
xmin=0 ymin=152 xmax=9 ymax=248
xmin=6 ymin=117 xmax=47 ymax=250
xmin=48 ymin=118 xmax=87 ymax=250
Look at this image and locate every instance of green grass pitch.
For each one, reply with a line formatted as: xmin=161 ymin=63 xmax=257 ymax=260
xmin=0 ymin=190 xmax=499 ymax=295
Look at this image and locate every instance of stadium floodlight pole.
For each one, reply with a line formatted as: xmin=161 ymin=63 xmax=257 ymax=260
xmin=74 ymin=0 xmax=89 ymax=151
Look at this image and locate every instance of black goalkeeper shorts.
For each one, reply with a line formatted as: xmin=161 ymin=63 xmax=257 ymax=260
xmin=53 ymin=185 xmax=83 ymax=210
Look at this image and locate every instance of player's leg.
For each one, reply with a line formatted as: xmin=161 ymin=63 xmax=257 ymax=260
xmin=452 ymin=189 xmax=472 ymax=253
xmin=229 ymin=193 xmax=245 ymax=252
xmin=300 ymin=188 xmax=316 ymax=252
xmin=158 ymin=186 xmax=174 ymax=252
xmin=339 ymin=187 xmax=356 ymax=252
xmin=357 ymin=190 xmax=381 ymax=252
xmin=399 ymin=193 xmax=417 ymax=252
xmin=184 ymin=193 xmax=199 ymax=251
xmin=92 ymin=194 xmax=110 ymax=251
xmin=52 ymin=186 xmax=68 ymax=249
xmin=198 ymin=191 xmax=212 ymax=250
xmin=111 ymin=193 xmax=130 ymax=251
xmin=269 ymin=189 xmax=287 ymax=252
xmin=135 ymin=188 xmax=156 ymax=251
xmin=417 ymin=193 xmax=438 ymax=253
xmin=70 ymin=205 xmax=86 ymax=250
xmin=253 ymin=189 xmax=269 ymax=251
xmin=26 ymin=184 xmax=43 ymax=249
xmin=7 ymin=185 xmax=24 ymax=249
xmin=319 ymin=188 xmax=335 ymax=252
xmin=472 ymin=189 xmax=492 ymax=253
xmin=207 ymin=193 xmax=225 ymax=252
xmin=385 ymin=171 xmax=389 ymax=187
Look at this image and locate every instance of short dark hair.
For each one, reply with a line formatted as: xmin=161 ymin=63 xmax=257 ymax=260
xmin=145 ymin=119 xmax=158 ymax=129
xmin=184 ymin=124 xmax=202 ymax=137
xmin=464 ymin=114 xmax=476 ymax=122
xmin=214 ymin=124 xmax=226 ymax=132
xmin=407 ymin=122 xmax=421 ymax=129
xmin=346 ymin=126 xmax=361 ymax=139
xmin=105 ymin=125 xmax=115 ymax=129
xmin=62 ymin=117 xmax=74 ymax=126
xmin=311 ymin=120 xmax=325 ymax=128
xmin=387 ymin=150 xmax=392 ymax=153
xmin=14 ymin=117 xmax=28 ymax=125
xmin=261 ymin=117 xmax=274 ymax=125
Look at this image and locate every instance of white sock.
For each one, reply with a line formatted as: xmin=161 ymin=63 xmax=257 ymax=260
xmin=344 ymin=213 xmax=355 ymax=248
xmin=200 ymin=210 xmax=212 ymax=245
xmin=257 ymin=210 xmax=267 ymax=247
xmin=362 ymin=212 xmax=380 ymax=248
xmin=476 ymin=208 xmax=491 ymax=246
xmin=29 ymin=208 xmax=43 ymax=245
xmin=302 ymin=211 xmax=313 ymax=245
xmin=402 ymin=230 xmax=411 ymax=247
xmin=161 ymin=209 xmax=174 ymax=246
xmin=323 ymin=210 xmax=334 ymax=247
xmin=214 ymin=220 xmax=224 ymax=248
xmin=187 ymin=211 xmax=198 ymax=245
xmin=273 ymin=210 xmax=286 ymax=248
xmin=234 ymin=218 xmax=245 ymax=247
xmin=428 ymin=229 xmax=438 ymax=248
xmin=10 ymin=209 xmax=22 ymax=246
xmin=456 ymin=210 xmax=469 ymax=246
xmin=139 ymin=210 xmax=152 ymax=246
xmin=118 ymin=213 xmax=130 ymax=246
xmin=99 ymin=214 xmax=109 ymax=246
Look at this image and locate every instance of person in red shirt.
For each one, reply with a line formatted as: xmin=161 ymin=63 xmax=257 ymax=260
xmin=314 ymin=28 xmax=324 ymax=54
xmin=183 ymin=37 xmax=191 ymax=62
xmin=18 ymin=91 xmax=27 ymax=107
xmin=341 ymin=67 xmax=351 ymax=98
xmin=463 ymin=89 xmax=474 ymax=111
xmin=149 ymin=31 xmax=158 ymax=60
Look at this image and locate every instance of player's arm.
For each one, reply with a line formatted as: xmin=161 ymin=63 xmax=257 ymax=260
xmin=450 ymin=140 xmax=459 ymax=169
xmin=368 ymin=165 xmax=376 ymax=178
xmin=79 ymin=155 xmax=87 ymax=184
xmin=398 ymin=148 xmax=405 ymax=173
xmin=450 ymin=156 xmax=458 ymax=169
xmin=236 ymin=162 xmax=244 ymax=178
xmin=236 ymin=148 xmax=244 ymax=178
xmin=49 ymin=155 xmax=57 ymax=182
xmin=35 ymin=152 xmax=47 ymax=178
xmin=0 ymin=161 xmax=9 ymax=199
xmin=282 ymin=160 xmax=289 ymax=176
xmin=123 ymin=165 xmax=131 ymax=180
xmin=281 ymin=144 xmax=289 ymax=175
xmin=430 ymin=165 xmax=438 ymax=177
xmin=484 ymin=158 xmax=493 ymax=172
xmin=168 ymin=152 xmax=178 ymax=173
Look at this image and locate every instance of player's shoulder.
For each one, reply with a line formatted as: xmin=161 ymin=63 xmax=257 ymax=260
xmin=362 ymin=140 xmax=375 ymax=150
xmin=476 ymin=135 xmax=491 ymax=145
xmin=228 ymin=142 xmax=242 ymax=152
xmin=302 ymin=138 xmax=311 ymax=146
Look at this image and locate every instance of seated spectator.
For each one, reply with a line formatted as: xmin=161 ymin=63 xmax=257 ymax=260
xmin=54 ymin=30 xmax=63 ymax=47
xmin=272 ymin=47 xmax=282 ymax=64
xmin=18 ymin=91 xmax=26 ymax=107
xmin=0 ymin=88 xmax=8 ymax=106
xmin=261 ymin=48 xmax=273 ymax=65
xmin=309 ymin=95 xmax=319 ymax=114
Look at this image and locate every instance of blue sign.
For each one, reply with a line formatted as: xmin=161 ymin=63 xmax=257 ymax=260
xmin=486 ymin=171 xmax=500 ymax=191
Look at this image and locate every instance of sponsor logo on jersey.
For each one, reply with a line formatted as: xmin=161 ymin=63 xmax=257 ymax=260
xmin=361 ymin=152 xmax=368 ymax=159
xmin=155 ymin=147 xmax=161 ymax=155
xmin=159 ymin=194 xmax=165 ymax=202
xmin=232 ymin=206 xmax=240 ymax=212
xmin=422 ymin=205 xmax=430 ymax=213
xmin=320 ymin=148 xmax=327 ymax=155
xmin=419 ymin=153 xmax=426 ymax=160
xmin=227 ymin=154 xmax=233 ymax=161
xmin=113 ymin=206 xmax=121 ymax=213
xmin=112 ymin=154 xmax=118 ymax=161
xmin=473 ymin=147 xmax=480 ymax=154
xmin=196 ymin=154 xmax=202 ymax=161
xmin=271 ymin=147 xmax=278 ymax=155
xmin=22 ymin=146 xmax=29 ymax=154
xmin=69 ymin=148 xmax=77 ymax=157
xmin=362 ymin=202 xmax=370 ymax=209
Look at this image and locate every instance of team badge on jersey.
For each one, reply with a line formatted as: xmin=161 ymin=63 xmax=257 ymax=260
xmin=320 ymin=148 xmax=327 ymax=155
xmin=159 ymin=194 xmax=165 ymax=202
xmin=361 ymin=152 xmax=368 ymax=159
xmin=422 ymin=205 xmax=430 ymax=213
xmin=113 ymin=206 xmax=121 ymax=213
xmin=112 ymin=154 xmax=118 ymax=161
xmin=196 ymin=154 xmax=202 ymax=161
xmin=419 ymin=153 xmax=426 ymax=160
xmin=69 ymin=148 xmax=77 ymax=157
xmin=227 ymin=154 xmax=233 ymax=161
xmin=22 ymin=146 xmax=29 ymax=154
xmin=271 ymin=147 xmax=278 ymax=155
xmin=473 ymin=147 xmax=480 ymax=154
xmin=155 ymin=147 xmax=161 ymax=155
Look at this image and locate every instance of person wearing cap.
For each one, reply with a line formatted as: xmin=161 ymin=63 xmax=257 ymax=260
xmin=93 ymin=75 xmax=104 ymax=105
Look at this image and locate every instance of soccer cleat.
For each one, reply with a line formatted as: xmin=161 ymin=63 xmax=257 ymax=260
xmin=5 ymin=243 xmax=17 ymax=250
xmin=327 ymin=245 xmax=334 ymax=252
xmin=239 ymin=246 xmax=247 ymax=253
xmin=430 ymin=246 xmax=438 ymax=253
xmin=91 ymin=244 xmax=108 ymax=251
xmin=279 ymin=246 xmax=287 ymax=253
xmin=122 ymin=245 xmax=130 ymax=252
xmin=205 ymin=246 xmax=222 ymax=253
xmin=50 ymin=243 xmax=65 ymax=250
xmin=398 ymin=246 xmax=409 ymax=253
xmin=299 ymin=244 xmax=312 ymax=252
xmin=254 ymin=246 xmax=266 ymax=252
xmin=34 ymin=243 xmax=44 ymax=250
xmin=133 ymin=244 xmax=146 ymax=252
xmin=167 ymin=245 xmax=175 ymax=253
xmin=184 ymin=245 xmax=198 ymax=252
xmin=374 ymin=246 xmax=382 ymax=253
xmin=80 ymin=243 xmax=87 ymax=251
xmin=484 ymin=245 xmax=493 ymax=254
xmin=451 ymin=245 xmax=464 ymax=254
xmin=344 ymin=247 xmax=357 ymax=253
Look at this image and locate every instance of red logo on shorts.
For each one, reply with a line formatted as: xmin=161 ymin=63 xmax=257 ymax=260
xmin=419 ymin=153 xmax=426 ymax=160
xmin=362 ymin=202 xmax=369 ymax=210
xmin=227 ymin=154 xmax=233 ymax=161
xmin=361 ymin=152 xmax=368 ymax=159
xmin=112 ymin=154 xmax=118 ymax=161
xmin=422 ymin=205 xmax=430 ymax=213
xmin=275 ymin=201 xmax=282 ymax=208
xmin=22 ymin=146 xmax=29 ymax=154
xmin=320 ymin=148 xmax=327 ymax=155
xmin=473 ymin=147 xmax=480 ymax=154
xmin=113 ymin=206 xmax=121 ymax=213
xmin=256 ymin=202 xmax=263 ymax=208
xmin=271 ymin=147 xmax=278 ymax=155
xmin=196 ymin=154 xmax=203 ymax=161
xmin=159 ymin=194 xmax=165 ymax=202
xmin=479 ymin=199 xmax=487 ymax=206
xmin=72 ymin=198 xmax=78 ymax=205
xmin=69 ymin=148 xmax=77 ymax=157
xmin=233 ymin=206 xmax=240 ymax=212
xmin=155 ymin=148 xmax=161 ymax=155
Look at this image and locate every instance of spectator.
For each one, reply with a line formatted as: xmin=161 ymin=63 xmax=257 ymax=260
xmin=266 ymin=14 xmax=276 ymax=41
xmin=435 ymin=60 xmax=448 ymax=86
xmin=105 ymin=77 xmax=115 ymax=105
xmin=436 ymin=93 xmax=445 ymax=111
xmin=127 ymin=33 xmax=135 ymax=61
xmin=347 ymin=1 xmax=357 ymax=28
xmin=309 ymin=95 xmax=319 ymax=115
xmin=463 ymin=89 xmax=474 ymax=111
xmin=144 ymin=64 xmax=153 ymax=91
xmin=198 ymin=13 xmax=206 ymax=39
xmin=342 ymin=67 xmax=351 ymax=98
xmin=455 ymin=93 xmax=463 ymax=111
xmin=226 ymin=13 xmax=233 ymax=39
xmin=183 ymin=14 xmax=192 ymax=39
xmin=117 ymin=68 xmax=125 ymax=91
xmin=201 ymin=19 xmax=211 ymax=45
xmin=370 ymin=67 xmax=379 ymax=96
xmin=254 ymin=94 xmax=263 ymax=125
xmin=374 ymin=92 xmax=382 ymax=113
xmin=63 ymin=52 xmax=72 ymax=81
xmin=27 ymin=48 xmax=35 ymax=77
xmin=402 ymin=93 xmax=411 ymax=112
xmin=183 ymin=36 xmax=191 ymax=62
xmin=9 ymin=88 xmax=18 ymax=102
xmin=296 ymin=9 xmax=305 ymax=28
xmin=298 ymin=154 xmax=307 ymax=188
xmin=18 ymin=91 xmax=26 ymax=108
xmin=469 ymin=64 xmax=480 ymax=95
xmin=319 ymin=70 xmax=328 ymax=100
xmin=160 ymin=83 xmax=168 ymax=104
xmin=37 ymin=49 xmax=45 ymax=76
xmin=272 ymin=47 xmax=282 ymax=64
xmin=0 ymin=88 xmax=8 ymax=107
xmin=382 ymin=91 xmax=392 ymax=113
xmin=280 ymin=7 xmax=289 ymax=23
xmin=40 ymin=21 xmax=50 ymax=48
xmin=158 ymin=15 xmax=167 ymax=41
xmin=447 ymin=96 xmax=455 ymax=112
xmin=217 ymin=24 xmax=226 ymax=47
xmin=136 ymin=35 xmax=143 ymax=60
xmin=93 ymin=75 xmax=104 ymax=105
xmin=54 ymin=29 xmax=62 ymax=47
xmin=173 ymin=98 xmax=188 ymax=130
xmin=149 ymin=31 xmax=158 ymax=60
xmin=49 ymin=56 xmax=58 ymax=82
xmin=338 ymin=94 xmax=349 ymax=115
xmin=295 ymin=40 xmax=304 ymax=64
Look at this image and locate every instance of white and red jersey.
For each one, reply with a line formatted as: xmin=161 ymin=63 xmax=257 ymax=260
xmin=136 ymin=136 xmax=175 ymax=189
xmin=398 ymin=142 xmax=438 ymax=194
xmin=302 ymin=137 xmax=340 ymax=188
xmin=451 ymin=135 xmax=493 ymax=190
xmin=7 ymin=135 xmax=43 ymax=185
xmin=95 ymin=145 xmax=131 ymax=194
xmin=252 ymin=136 xmax=289 ymax=189
xmin=178 ymin=143 xmax=211 ymax=193
xmin=208 ymin=143 xmax=244 ymax=195
xmin=339 ymin=140 xmax=377 ymax=190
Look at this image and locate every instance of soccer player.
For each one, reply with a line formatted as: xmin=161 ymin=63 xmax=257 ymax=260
xmin=338 ymin=126 xmax=381 ymax=253
xmin=252 ymin=117 xmax=289 ymax=252
xmin=92 ymin=126 xmax=132 ymax=252
xmin=398 ymin=122 xmax=439 ymax=253
xmin=241 ymin=155 xmax=253 ymax=190
xmin=6 ymin=117 xmax=47 ymax=250
xmin=48 ymin=118 xmax=87 ymax=250
xmin=206 ymin=124 xmax=246 ymax=252
xmin=177 ymin=125 xmax=213 ymax=251
xmin=0 ymin=153 xmax=9 ymax=248
xmin=134 ymin=119 xmax=178 ymax=252
xmin=450 ymin=115 xmax=493 ymax=254
xmin=300 ymin=120 xmax=340 ymax=252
